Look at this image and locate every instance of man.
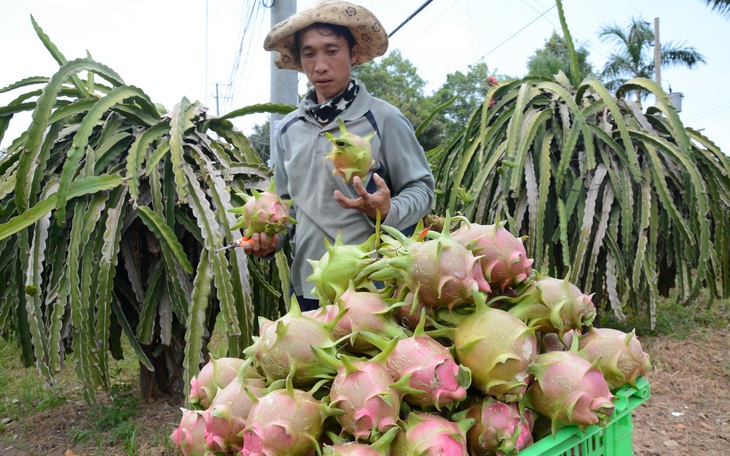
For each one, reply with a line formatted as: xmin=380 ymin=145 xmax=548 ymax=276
xmin=246 ymin=1 xmax=435 ymax=310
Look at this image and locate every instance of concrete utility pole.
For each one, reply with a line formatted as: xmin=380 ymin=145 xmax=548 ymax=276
xmin=654 ymin=17 xmax=661 ymax=87
xmin=269 ymin=0 xmax=298 ymax=163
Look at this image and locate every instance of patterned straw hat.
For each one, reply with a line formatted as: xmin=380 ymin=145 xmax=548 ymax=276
xmin=264 ymin=1 xmax=389 ymax=71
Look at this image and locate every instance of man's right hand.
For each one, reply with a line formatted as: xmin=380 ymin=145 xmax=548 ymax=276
xmin=243 ymin=232 xmax=279 ymax=257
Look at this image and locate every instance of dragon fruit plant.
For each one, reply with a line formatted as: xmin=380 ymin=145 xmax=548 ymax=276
xmin=325 ymin=118 xmax=376 ymax=184
xmin=576 ymin=327 xmax=652 ymax=390
xmin=230 ymin=179 xmax=295 ymax=238
xmin=453 ymin=397 xmax=535 ymax=456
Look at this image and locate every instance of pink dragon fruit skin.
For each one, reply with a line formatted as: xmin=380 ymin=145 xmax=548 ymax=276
xmin=446 ymin=295 xmax=537 ymax=402
xmin=358 ymin=219 xmax=491 ymax=310
xmin=577 ymin=327 xmax=651 ymax=390
xmin=243 ymin=297 xmax=339 ymax=388
xmin=323 ymin=426 xmax=398 ymax=455
xmin=329 ymin=356 xmax=401 ymax=442
xmin=368 ymin=314 xmax=471 ymax=410
xmin=392 ymin=290 xmax=433 ymax=331
xmin=170 ymin=408 xmax=208 ymax=456
xmin=507 ymin=275 xmax=596 ymax=343
xmin=452 ymin=222 xmax=534 ymax=291
xmin=525 ymin=351 xmax=615 ymax=434
xmin=188 ymin=357 xmax=245 ymax=409
xmin=326 ymin=287 xmax=406 ymax=354
xmin=230 ymin=179 xmax=295 ymax=238
xmin=325 ymin=118 xmax=376 ymax=184
xmin=201 ymin=376 xmax=267 ymax=454
xmin=454 ymin=397 xmax=535 ymax=456
xmin=240 ymin=383 xmax=340 ymax=456
xmin=391 ymin=412 xmax=475 ymax=456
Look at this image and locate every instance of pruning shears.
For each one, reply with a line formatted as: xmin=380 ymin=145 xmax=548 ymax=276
xmin=214 ymin=237 xmax=253 ymax=252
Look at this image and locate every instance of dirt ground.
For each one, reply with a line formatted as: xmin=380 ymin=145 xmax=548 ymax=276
xmin=1 ymin=324 xmax=728 ymax=456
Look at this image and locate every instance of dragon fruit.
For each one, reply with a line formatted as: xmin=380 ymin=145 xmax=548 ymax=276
xmin=506 ymin=274 xmax=596 ymax=343
xmin=325 ymin=118 xmax=376 ymax=183
xmin=240 ymin=379 xmax=342 ymax=456
xmin=325 ymin=354 xmax=401 ymax=442
xmin=391 ymin=289 xmax=434 ymax=331
xmin=323 ymin=427 xmax=398 ymax=455
xmin=230 ymin=179 xmax=295 ymax=237
xmin=391 ymin=412 xmax=474 ymax=456
xmin=188 ymin=357 xmax=246 ymax=409
xmin=201 ymin=376 xmax=267 ymax=454
xmin=307 ymin=231 xmax=379 ymax=304
xmin=325 ymin=286 xmax=406 ymax=354
xmin=453 ymin=397 xmax=535 ymax=456
xmin=524 ymin=350 xmax=615 ymax=434
xmin=452 ymin=220 xmax=534 ymax=291
xmin=577 ymin=327 xmax=651 ymax=390
xmin=170 ymin=408 xmax=207 ymax=456
xmin=361 ymin=313 xmax=471 ymax=410
xmin=436 ymin=293 xmax=537 ymax=402
xmin=357 ymin=217 xmax=491 ymax=309
xmin=244 ymin=296 xmax=340 ymax=388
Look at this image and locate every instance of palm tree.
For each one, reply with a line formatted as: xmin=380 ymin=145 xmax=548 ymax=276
xmin=703 ymin=0 xmax=730 ymax=17
xmin=599 ymin=17 xmax=705 ymax=97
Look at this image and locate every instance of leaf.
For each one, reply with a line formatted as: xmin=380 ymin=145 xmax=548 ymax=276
xmin=137 ymin=206 xmax=194 ymax=274
xmin=183 ymin=249 xmax=214 ymax=402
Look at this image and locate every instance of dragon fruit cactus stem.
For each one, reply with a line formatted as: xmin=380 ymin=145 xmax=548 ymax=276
xmin=240 ymin=377 xmax=342 ymax=456
xmin=452 ymin=397 xmax=535 ymax=456
xmin=356 ymin=213 xmax=491 ymax=310
xmin=230 ymin=179 xmax=296 ymax=238
xmin=325 ymin=118 xmax=376 ymax=184
xmin=524 ymin=350 xmax=615 ymax=435
xmin=577 ymin=327 xmax=651 ymax=390
xmin=451 ymin=219 xmax=534 ymax=291
xmin=391 ymin=412 xmax=475 ymax=456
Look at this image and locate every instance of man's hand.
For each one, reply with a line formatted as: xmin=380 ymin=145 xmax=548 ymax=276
xmin=334 ymin=173 xmax=390 ymax=220
xmin=242 ymin=232 xmax=279 ymax=257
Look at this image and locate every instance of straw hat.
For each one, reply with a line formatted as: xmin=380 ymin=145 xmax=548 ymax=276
xmin=264 ymin=1 xmax=389 ymax=71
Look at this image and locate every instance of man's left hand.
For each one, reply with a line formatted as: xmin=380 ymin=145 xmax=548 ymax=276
xmin=334 ymin=173 xmax=390 ymax=220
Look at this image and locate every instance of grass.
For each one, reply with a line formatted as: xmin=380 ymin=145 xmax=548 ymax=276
xmin=599 ymin=288 xmax=730 ymax=338
xmin=0 ymin=335 xmax=179 ymax=456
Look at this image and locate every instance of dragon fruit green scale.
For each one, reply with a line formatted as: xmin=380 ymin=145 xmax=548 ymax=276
xmin=325 ymin=118 xmax=376 ymax=184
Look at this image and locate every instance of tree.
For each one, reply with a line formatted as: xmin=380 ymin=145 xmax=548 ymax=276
xmin=352 ymin=50 xmax=444 ymax=150
xmin=599 ymin=17 xmax=706 ymax=95
xmin=527 ymin=31 xmax=593 ymax=80
xmin=0 ymin=18 xmax=292 ymax=401
xmin=703 ymin=0 xmax=730 ymax=17
xmin=430 ymin=62 xmax=506 ymax=143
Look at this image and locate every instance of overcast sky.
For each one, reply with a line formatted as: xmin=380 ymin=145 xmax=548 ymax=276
xmin=1 ymin=0 xmax=728 ymax=153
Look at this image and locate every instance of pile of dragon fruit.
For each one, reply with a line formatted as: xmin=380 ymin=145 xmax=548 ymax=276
xmin=170 ymin=211 xmax=651 ymax=456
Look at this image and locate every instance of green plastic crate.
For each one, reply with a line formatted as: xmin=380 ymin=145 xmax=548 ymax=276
xmin=520 ymin=376 xmax=651 ymax=456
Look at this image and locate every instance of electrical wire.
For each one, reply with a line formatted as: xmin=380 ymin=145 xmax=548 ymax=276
xmin=475 ymin=4 xmax=557 ymax=62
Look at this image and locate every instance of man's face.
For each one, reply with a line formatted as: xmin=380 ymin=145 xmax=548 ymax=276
xmin=298 ymin=27 xmax=358 ymax=104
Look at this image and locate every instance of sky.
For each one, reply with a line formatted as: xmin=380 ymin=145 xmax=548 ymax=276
xmin=1 ymin=0 xmax=729 ymax=153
